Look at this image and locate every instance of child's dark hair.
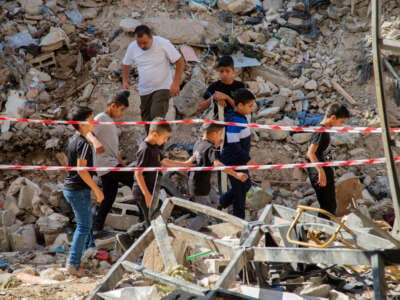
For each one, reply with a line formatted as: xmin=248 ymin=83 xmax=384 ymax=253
xmin=107 ymin=91 xmax=130 ymax=107
xmin=134 ymin=25 xmax=152 ymax=37
xmin=234 ymin=88 xmax=255 ymax=106
xmin=149 ymin=117 xmax=172 ymax=134
xmin=326 ymin=103 xmax=350 ymax=119
xmin=70 ymin=106 xmax=93 ymax=130
xmin=202 ymin=123 xmax=225 ymax=134
xmin=217 ymin=55 xmax=234 ymax=69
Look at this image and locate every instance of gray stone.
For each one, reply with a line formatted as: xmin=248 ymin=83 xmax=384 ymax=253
xmin=40 ymin=268 xmax=65 ymax=281
xmin=174 ymin=79 xmax=206 ymax=117
xmin=278 ymin=27 xmax=299 ymax=48
xmin=105 ymin=213 xmax=139 ymax=231
xmin=0 ymin=226 xmax=10 ymax=252
xmin=143 ymin=17 xmax=221 ymax=45
xmin=263 ymin=0 xmax=283 ymax=10
xmin=0 ymin=209 xmax=16 ymax=227
xmin=217 ymin=0 xmax=256 ymax=14
xmin=271 ymin=95 xmax=287 ymax=110
xmin=292 ymin=133 xmax=312 ymax=144
xmin=36 ymin=213 xmax=69 ymax=234
xmin=24 ymin=0 xmax=43 ymax=15
xmin=119 ymin=18 xmax=141 ymax=33
xmin=330 ymin=290 xmax=350 ymax=300
xmin=30 ymin=254 xmax=56 ymax=265
xmin=331 ymin=133 xmax=359 ymax=146
xmin=9 ymin=224 xmax=37 ymax=251
xmin=250 ymin=66 xmax=291 ymax=88
xmin=256 ymin=106 xmax=280 ymax=119
xmin=300 ymin=284 xmax=331 ymax=297
xmin=304 ymin=80 xmax=318 ymax=90
xmin=247 ymin=187 xmax=273 ymax=210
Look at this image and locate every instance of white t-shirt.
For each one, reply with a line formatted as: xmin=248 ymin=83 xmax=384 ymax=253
xmin=122 ymin=36 xmax=181 ymax=96
xmin=93 ymin=112 xmax=119 ymax=176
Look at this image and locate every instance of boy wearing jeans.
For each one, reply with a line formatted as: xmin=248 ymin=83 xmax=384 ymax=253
xmin=188 ymin=123 xmax=248 ymax=230
xmin=63 ymin=106 xmax=104 ymax=276
xmin=219 ymin=89 xmax=256 ymax=219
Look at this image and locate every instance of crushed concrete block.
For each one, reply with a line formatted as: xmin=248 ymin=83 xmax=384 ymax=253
xmin=251 ymin=66 xmax=291 ymax=88
xmin=217 ymin=0 xmax=256 ymax=14
xmin=247 ymin=187 xmax=273 ymax=210
xmin=174 ymin=79 xmax=206 ymax=117
xmin=9 ymin=224 xmax=37 ymax=251
xmin=30 ymin=254 xmax=56 ymax=265
xmin=49 ymin=233 xmax=70 ymax=251
xmin=292 ymin=133 xmax=312 ymax=144
xmin=330 ymin=289 xmax=350 ymax=300
xmin=256 ymin=107 xmax=280 ymax=119
xmin=204 ymin=259 xmax=230 ymax=274
xmin=0 ymin=209 xmax=16 ymax=226
xmin=0 ymin=226 xmax=10 ymax=252
xmin=40 ymin=27 xmax=68 ymax=51
xmin=143 ymin=17 xmax=221 ymax=45
xmin=300 ymin=284 xmax=331 ymax=297
xmin=36 ymin=213 xmax=69 ymax=234
xmin=119 ymin=18 xmax=141 ymax=33
xmin=40 ymin=268 xmax=65 ymax=281
xmin=105 ymin=213 xmax=139 ymax=231
xmin=24 ymin=0 xmax=43 ymax=15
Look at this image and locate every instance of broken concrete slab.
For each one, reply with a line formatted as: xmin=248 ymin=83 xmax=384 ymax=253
xmin=40 ymin=27 xmax=68 ymax=52
xmin=143 ymin=17 xmax=221 ymax=45
xmin=174 ymin=79 xmax=206 ymax=117
xmin=250 ymin=66 xmax=291 ymax=88
xmin=120 ymin=18 xmax=141 ymax=33
xmin=247 ymin=187 xmax=273 ymax=210
xmin=104 ymin=213 xmax=139 ymax=231
xmin=36 ymin=213 xmax=69 ymax=234
xmin=217 ymin=0 xmax=256 ymax=14
xmin=9 ymin=224 xmax=37 ymax=251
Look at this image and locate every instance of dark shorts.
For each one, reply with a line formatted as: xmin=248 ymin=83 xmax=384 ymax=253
xmin=140 ymin=89 xmax=170 ymax=122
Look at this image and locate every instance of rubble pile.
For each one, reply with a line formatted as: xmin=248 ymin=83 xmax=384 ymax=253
xmin=1 ymin=0 xmax=400 ymax=299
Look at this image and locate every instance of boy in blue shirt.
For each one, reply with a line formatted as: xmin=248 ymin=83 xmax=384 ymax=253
xmin=219 ymin=88 xmax=256 ymax=219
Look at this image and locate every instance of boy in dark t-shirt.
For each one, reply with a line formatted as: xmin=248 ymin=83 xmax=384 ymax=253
xmin=63 ymin=106 xmax=104 ymax=276
xmin=199 ymin=55 xmax=245 ymax=118
xmin=306 ymin=103 xmax=350 ymax=218
xmin=188 ymin=123 xmax=248 ymax=230
xmin=132 ymin=117 xmax=194 ymax=224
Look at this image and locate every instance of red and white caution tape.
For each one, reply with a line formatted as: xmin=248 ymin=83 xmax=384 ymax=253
xmin=0 ymin=116 xmax=399 ymax=133
xmin=0 ymin=156 xmax=398 ymax=172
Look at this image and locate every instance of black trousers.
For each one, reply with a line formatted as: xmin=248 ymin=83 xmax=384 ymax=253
xmin=219 ymin=171 xmax=251 ymax=219
xmin=93 ymin=168 xmax=134 ymax=231
xmin=308 ymin=167 xmax=336 ymax=219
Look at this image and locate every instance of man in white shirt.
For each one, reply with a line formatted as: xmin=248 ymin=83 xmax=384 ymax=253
xmin=122 ymin=25 xmax=184 ymax=132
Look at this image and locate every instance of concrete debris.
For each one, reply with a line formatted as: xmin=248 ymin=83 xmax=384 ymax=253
xmin=0 ymin=0 xmax=399 ymax=298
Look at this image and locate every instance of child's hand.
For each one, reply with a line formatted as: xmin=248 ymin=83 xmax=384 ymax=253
xmin=145 ymin=193 xmax=152 ymax=208
xmin=184 ymin=155 xmax=196 ymax=166
xmin=318 ymin=169 xmax=327 ymax=187
xmin=94 ymin=187 xmax=104 ymax=204
xmin=198 ymin=101 xmax=209 ymax=112
xmin=213 ymin=91 xmax=227 ymax=101
xmin=236 ymin=172 xmax=248 ymax=182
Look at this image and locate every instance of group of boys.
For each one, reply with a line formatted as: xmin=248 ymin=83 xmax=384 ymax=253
xmin=62 ymin=53 xmax=350 ymax=275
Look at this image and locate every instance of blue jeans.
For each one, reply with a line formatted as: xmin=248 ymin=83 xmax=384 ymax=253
xmin=63 ymin=189 xmax=94 ymax=267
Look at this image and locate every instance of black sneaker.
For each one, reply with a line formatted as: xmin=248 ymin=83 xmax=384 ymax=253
xmin=116 ymin=232 xmax=134 ymax=252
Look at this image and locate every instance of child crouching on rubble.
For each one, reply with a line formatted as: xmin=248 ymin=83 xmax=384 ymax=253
xmin=306 ymin=103 xmax=350 ymax=218
xmin=188 ymin=123 xmax=248 ymax=230
xmin=62 ymin=106 xmax=104 ymax=276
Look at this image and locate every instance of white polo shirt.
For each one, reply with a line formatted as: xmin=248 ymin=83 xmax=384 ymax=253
xmin=122 ymin=36 xmax=181 ymax=96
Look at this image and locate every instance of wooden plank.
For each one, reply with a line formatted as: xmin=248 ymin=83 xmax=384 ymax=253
xmin=214 ymin=248 xmax=246 ymax=289
xmin=252 ymin=247 xmax=372 ymax=265
xmin=160 ymin=198 xmax=174 ymax=221
xmin=87 ymin=227 xmax=154 ymax=300
xmin=151 ymin=216 xmax=178 ymax=271
xmin=169 ymin=197 xmax=248 ymax=228
xmin=331 ymin=79 xmax=358 ymax=106
xmin=121 ymin=261 xmax=207 ymax=295
xmin=167 ymin=223 xmax=237 ymax=258
xmin=371 ymin=253 xmax=386 ymax=300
